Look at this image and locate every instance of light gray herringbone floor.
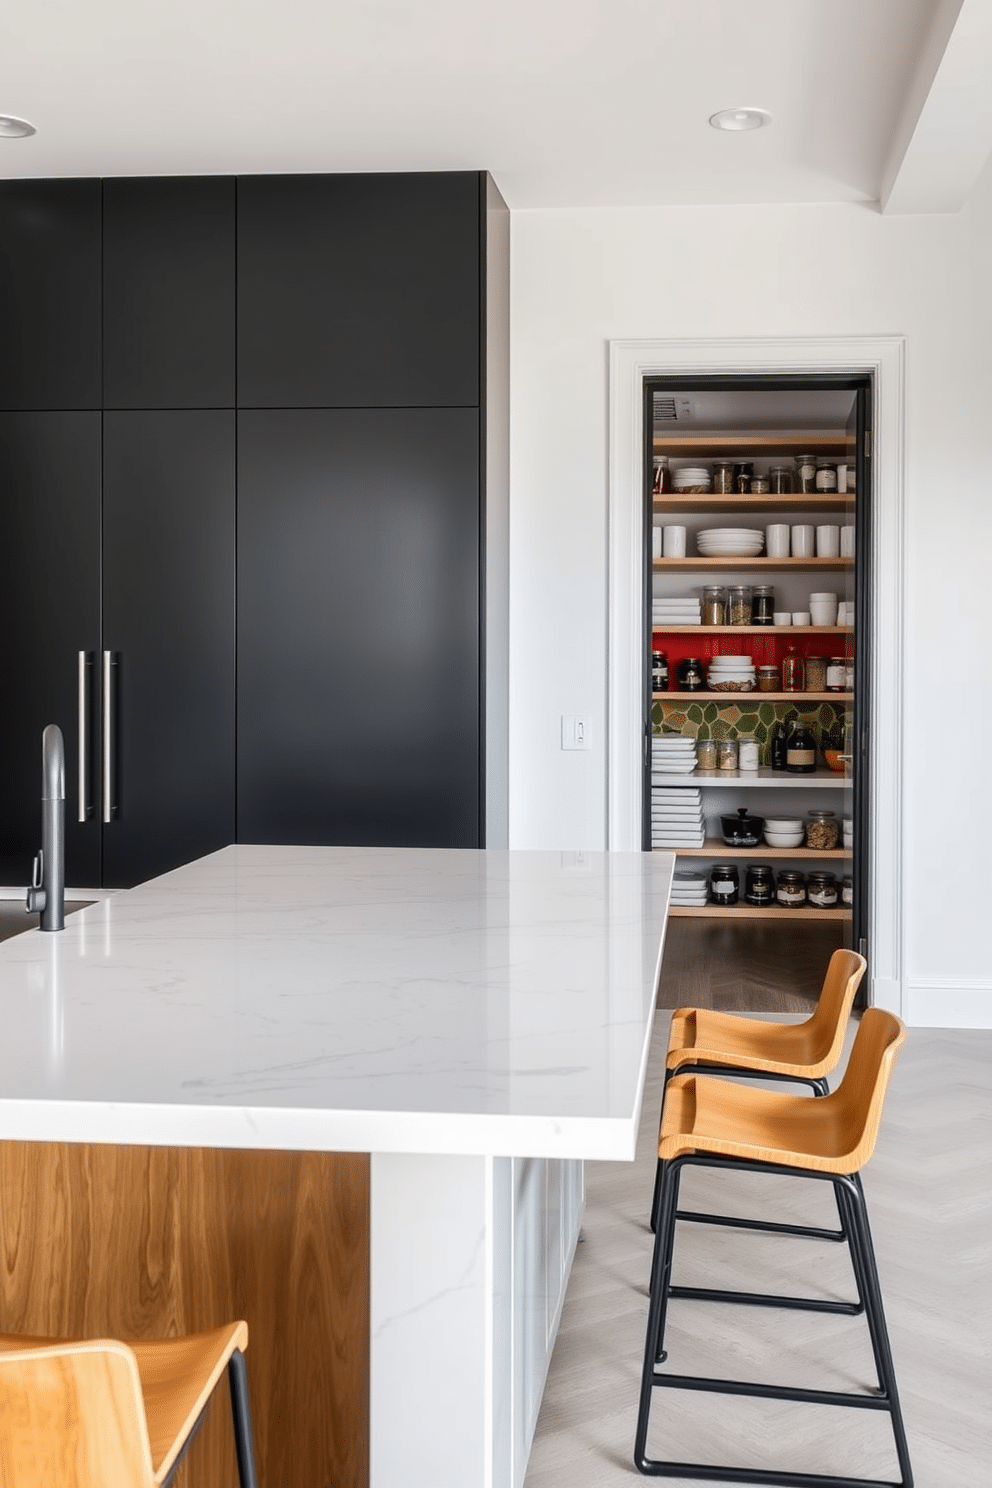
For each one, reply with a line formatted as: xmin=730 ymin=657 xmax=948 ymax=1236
xmin=525 ymin=1016 xmax=992 ymax=1488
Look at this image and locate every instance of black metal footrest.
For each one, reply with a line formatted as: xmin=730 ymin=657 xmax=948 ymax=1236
xmin=675 ymin=1207 xmax=845 ymax=1243
xmin=635 ymin=1457 xmax=906 ymax=1487
xmin=649 ymin=1371 xmax=889 ymax=1410
xmin=669 ymin=1284 xmax=863 ymax=1315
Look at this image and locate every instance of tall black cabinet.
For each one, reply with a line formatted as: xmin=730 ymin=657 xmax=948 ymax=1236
xmin=0 ymin=171 xmax=505 ymax=889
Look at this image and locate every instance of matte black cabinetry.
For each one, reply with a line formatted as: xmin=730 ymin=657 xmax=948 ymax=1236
xmin=237 ymin=408 xmax=480 ymax=846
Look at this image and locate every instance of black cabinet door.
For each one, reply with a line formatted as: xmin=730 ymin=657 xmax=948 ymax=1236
xmin=0 ymin=181 xmax=101 ymax=411
xmin=0 ymin=414 xmax=102 ymax=886
xmin=237 ymin=408 xmax=480 ymax=847
xmin=102 ymin=412 xmax=236 ymax=887
xmin=237 ymin=173 xmax=481 ymax=408
xmin=103 ymin=177 xmax=236 ymax=409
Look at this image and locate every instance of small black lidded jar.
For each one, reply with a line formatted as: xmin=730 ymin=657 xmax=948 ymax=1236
xmin=652 ymin=650 xmax=668 ymax=693
xmin=676 ymin=657 xmax=705 ymax=692
xmin=751 ymin=585 xmax=775 ymax=625
xmin=710 ymin=865 xmax=740 ymax=906
xmin=733 ymin=461 xmax=753 ymax=493
xmin=776 ymin=870 xmax=807 ymax=908
xmin=807 ymin=871 xmax=839 ymax=909
xmin=744 ymin=864 xmax=774 ymax=906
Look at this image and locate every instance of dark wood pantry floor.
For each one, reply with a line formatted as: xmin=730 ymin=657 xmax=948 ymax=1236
xmin=657 ymin=917 xmax=847 ymax=1013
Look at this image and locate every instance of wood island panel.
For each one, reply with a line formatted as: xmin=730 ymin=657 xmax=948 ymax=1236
xmin=0 ymin=1143 xmax=370 ymax=1488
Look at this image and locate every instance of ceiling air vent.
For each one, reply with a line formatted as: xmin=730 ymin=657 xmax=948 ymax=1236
xmin=653 ymin=396 xmax=693 ymax=424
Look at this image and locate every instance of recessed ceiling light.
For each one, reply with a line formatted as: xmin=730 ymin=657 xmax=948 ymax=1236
xmin=0 ymin=115 xmax=36 ymax=139
xmin=709 ymin=108 xmax=771 ymax=133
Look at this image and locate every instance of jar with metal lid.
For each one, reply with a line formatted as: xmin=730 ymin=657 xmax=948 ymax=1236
xmin=815 ymin=460 xmax=838 ymax=492
xmin=803 ymin=654 xmax=828 ymax=692
xmin=781 ymin=646 xmax=802 ymax=692
xmin=709 ymin=865 xmax=740 ymax=906
xmin=841 ymin=875 xmax=854 ymax=907
xmin=728 ymin=584 xmax=752 ymax=625
xmin=676 ymin=657 xmax=704 ymax=691
xmin=652 ymin=456 xmax=670 ymax=494
xmin=795 ymin=454 xmax=817 ymax=492
xmin=750 ymin=476 xmax=770 ymax=494
xmin=733 ymin=461 xmax=753 ymax=494
xmin=651 ymin=650 xmax=668 ymax=693
xmin=806 ymin=809 xmax=838 ymax=849
xmin=711 ymin=460 xmax=734 ymax=494
xmin=786 ymin=720 xmax=817 ymax=774
xmin=826 ymin=657 xmax=847 ymax=691
xmin=757 ymin=664 xmax=781 ymax=692
xmin=702 ymin=585 xmax=727 ymax=626
xmin=745 ymin=865 xmax=775 ymax=906
xmin=717 ymin=738 xmax=739 ymax=771
xmin=776 ymin=870 xmax=807 ymax=908
xmin=768 ymin=465 xmax=792 ymax=494
xmin=807 ymin=871 xmax=838 ymax=909
xmin=751 ymin=585 xmax=775 ymax=625
xmin=696 ymin=738 xmax=717 ymax=771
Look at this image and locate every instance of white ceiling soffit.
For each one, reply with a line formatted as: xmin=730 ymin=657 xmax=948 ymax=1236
xmin=0 ymin=0 xmax=936 ymax=209
xmin=881 ymin=0 xmax=992 ymax=213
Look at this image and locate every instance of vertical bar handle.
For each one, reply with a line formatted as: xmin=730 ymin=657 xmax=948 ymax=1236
xmin=102 ymin=650 xmax=118 ymax=823
xmin=77 ymin=650 xmax=93 ymax=822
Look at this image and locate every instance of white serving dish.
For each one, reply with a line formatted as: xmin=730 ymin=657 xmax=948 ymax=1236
xmin=764 ymin=817 xmax=803 ymax=831
xmin=763 ymin=831 xmax=805 ymax=848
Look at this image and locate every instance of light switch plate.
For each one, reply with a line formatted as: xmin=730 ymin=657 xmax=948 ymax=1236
xmin=561 ymin=714 xmax=591 ymax=750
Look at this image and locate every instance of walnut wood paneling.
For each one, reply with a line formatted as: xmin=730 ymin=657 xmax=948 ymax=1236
xmin=0 ymin=1144 xmax=369 ymax=1488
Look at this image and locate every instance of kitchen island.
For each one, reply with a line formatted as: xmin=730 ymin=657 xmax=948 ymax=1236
xmin=0 ymin=845 xmax=673 ymax=1488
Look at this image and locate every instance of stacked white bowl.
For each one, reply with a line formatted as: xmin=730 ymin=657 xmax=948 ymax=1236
xmin=697 ymin=527 xmax=764 ymax=557
xmin=763 ymin=817 xmax=804 ymax=848
xmin=809 ymin=591 xmax=838 ymax=625
xmin=707 ymin=654 xmax=756 ymax=691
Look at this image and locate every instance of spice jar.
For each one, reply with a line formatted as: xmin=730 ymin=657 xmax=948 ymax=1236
xmin=806 ymin=809 xmax=838 ymax=849
xmin=733 ymin=461 xmax=753 ymax=493
xmin=696 ymin=738 xmax=717 ymax=770
xmin=711 ymin=460 xmax=734 ymax=494
xmin=826 ymin=657 xmax=847 ymax=691
xmin=781 ymin=646 xmax=802 ymax=692
xmin=795 ymin=454 xmax=817 ymax=492
xmin=651 ymin=650 xmax=668 ymax=693
xmin=728 ymin=584 xmax=753 ymax=625
xmin=652 ymin=456 xmax=670 ymax=494
xmin=717 ymin=739 xmax=739 ymax=771
xmin=757 ymin=664 xmax=781 ymax=692
xmin=738 ymin=738 xmax=759 ymax=771
xmin=750 ymin=476 xmax=770 ymax=494
xmin=745 ymin=865 xmax=775 ymax=906
xmin=786 ymin=720 xmax=817 ymax=774
xmin=807 ymin=871 xmax=838 ymax=909
xmin=751 ymin=585 xmax=775 ymax=625
xmin=841 ymin=875 xmax=854 ymax=907
xmin=702 ymin=585 xmax=727 ymax=626
xmin=815 ymin=460 xmax=838 ymax=492
xmin=768 ymin=465 xmax=792 ymax=494
xmin=710 ymin=865 xmax=740 ymax=906
xmin=676 ymin=657 xmax=704 ymax=692
xmin=776 ymin=870 xmax=807 ymax=908
xmin=803 ymin=655 xmax=828 ymax=692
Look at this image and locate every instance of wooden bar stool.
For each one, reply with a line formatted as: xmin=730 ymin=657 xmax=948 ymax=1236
xmin=635 ymin=1007 xmax=912 ymax=1488
xmin=651 ymin=948 xmax=867 ymax=1244
xmin=0 ymin=1321 xmax=258 ymax=1488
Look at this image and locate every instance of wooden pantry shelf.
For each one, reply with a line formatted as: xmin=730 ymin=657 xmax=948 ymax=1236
xmin=653 ymin=494 xmax=854 ymax=515
xmin=665 ymin=904 xmax=853 ymax=921
xmin=650 ymin=768 xmax=849 ymax=788
xmin=652 ymin=432 xmax=849 ymax=456
xmin=653 ymin=558 xmax=854 ymax=571
xmin=649 ymin=625 xmax=853 ymax=636
xmin=653 ymin=691 xmax=852 ymax=703
xmin=673 ymin=839 xmax=852 ymax=861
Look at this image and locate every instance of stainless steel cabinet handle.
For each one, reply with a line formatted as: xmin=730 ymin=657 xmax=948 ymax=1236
xmin=78 ymin=650 xmax=93 ymax=822
xmin=102 ymin=650 xmax=118 ymax=823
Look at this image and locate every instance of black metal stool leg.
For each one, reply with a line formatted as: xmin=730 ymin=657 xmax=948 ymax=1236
xmin=650 ymin=1068 xmax=674 ymax=1234
xmin=228 ymin=1348 xmax=260 ymax=1488
xmin=636 ymin=1159 xmax=679 ymax=1469
xmin=651 ymin=1162 xmax=682 ymax=1364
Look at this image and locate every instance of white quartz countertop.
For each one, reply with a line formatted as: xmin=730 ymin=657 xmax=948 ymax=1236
xmin=0 ymin=846 xmax=673 ymax=1160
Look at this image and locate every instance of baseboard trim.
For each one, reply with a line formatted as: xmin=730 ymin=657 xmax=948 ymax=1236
xmin=905 ymin=979 xmax=992 ymax=1029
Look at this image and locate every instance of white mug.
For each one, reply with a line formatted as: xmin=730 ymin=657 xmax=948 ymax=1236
xmin=792 ymin=611 xmax=811 ymax=626
xmin=773 ymin=611 xmax=791 ymax=626
xmin=663 ymin=525 xmax=687 ymax=558
xmin=810 ymin=599 xmax=838 ymax=625
xmin=791 ymin=524 xmax=815 ymax=558
xmin=840 ymin=525 xmax=856 ymax=558
xmin=765 ymin=524 xmax=790 ymax=558
xmin=816 ymin=525 xmax=840 ymax=558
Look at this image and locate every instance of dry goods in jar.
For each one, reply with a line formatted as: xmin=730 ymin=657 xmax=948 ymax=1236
xmin=806 ymin=810 xmax=838 ymax=849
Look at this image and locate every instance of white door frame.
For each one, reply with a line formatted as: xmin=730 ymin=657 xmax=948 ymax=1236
xmin=607 ymin=336 xmax=906 ymax=1016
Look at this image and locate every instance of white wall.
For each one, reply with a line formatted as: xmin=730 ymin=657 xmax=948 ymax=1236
xmin=508 ymin=162 xmax=992 ymax=1023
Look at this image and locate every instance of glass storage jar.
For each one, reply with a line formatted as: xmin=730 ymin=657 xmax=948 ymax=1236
xmin=676 ymin=657 xmax=704 ymax=692
xmin=803 ymin=655 xmax=828 ymax=692
xmin=805 ymin=809 xmax=838 ymax=849
xmin=807 ymin=871 xmax=838 ymax=908
xmin=826 ymin=657 xmax=847 ymax=691
xmin=728 ymin=585 xmax=753 ymax=625
xmin=702 ymin=585 xmax=727 ymax=625
xmin=696 ymin=738 xmax=718 ymax=771
xmin=815 ymin=460 xmax=838 ymax=492
xmin=757 ymin=664 xmax=781 ymax=692
xmin=710 ymin=865 xmax=740 ymax=906
xmin=651 ymin=650 xmax=668 ymax=693
xmin=652 ymin=456 xmax=670 ymax=494
xmin=751 ymin=585 xmax=775 ymax=625
xmin=733 ymin=461 xmax=753 ymax=493
xmin=841 ymin=875 xmax=854 ymax=907
xmin=768 ymin=465 xmax=792 ymax=493
xmin=745 ymin=865 xmax=775 ymax=906
xmin=711 ymin=460 xmax=734 ymax=494
xmin=781 ymin=646 xmax=802 ymax=692
xmin=776 ymin=870 xmax=807 ymax=908
xmin=717 ymin=739 xmax=739 ymax=771
xmin=786 ymin=720 xmax=817 ymax=774
xmin=795 ymin=454 xmax=817 ymax=492
xmin=750 ymin=475 xmax=770 ymax=494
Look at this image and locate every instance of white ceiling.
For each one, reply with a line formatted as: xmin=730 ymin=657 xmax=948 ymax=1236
xmin=1 ymin=0 xmax=989 ymax=211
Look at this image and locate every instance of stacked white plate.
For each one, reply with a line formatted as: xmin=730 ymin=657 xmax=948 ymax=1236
xmin=651 ymin=736 xmax=698 ymax=774
xmin=652 ymin=597 xmax=701 ymax=625
xmin=651 ymin=788 xmax=704 ymax=848
xmin=707 ymin=654 xmax=756 ymax=691
xmin=672 ymin=467 xmax=711 ymax=491
xmin=670 ymin=869 xmax=708 ymax=907
xmin=697 ymin=527 xmax=764 ymax=558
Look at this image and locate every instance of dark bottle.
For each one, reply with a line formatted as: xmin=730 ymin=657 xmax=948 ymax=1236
xmin=651 ymin=650 xmax=668 ymax=693
xmin=786 ymin=719 xmax=817 ymax=774
xmin=770 ymin=721 xmax=787 ymax=771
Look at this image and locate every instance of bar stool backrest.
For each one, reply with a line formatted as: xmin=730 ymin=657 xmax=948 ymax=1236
xmin=831 ymin=1007 xmax=907 ymax=1171
xmin=0 ymin=1340 xmax=155 ymax=1488
xmin=801 ymin=948 xmax=867 ymax=1069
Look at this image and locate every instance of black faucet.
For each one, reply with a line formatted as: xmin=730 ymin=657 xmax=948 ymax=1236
xmin=25 ymin=723 xmax=65 ymax=932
